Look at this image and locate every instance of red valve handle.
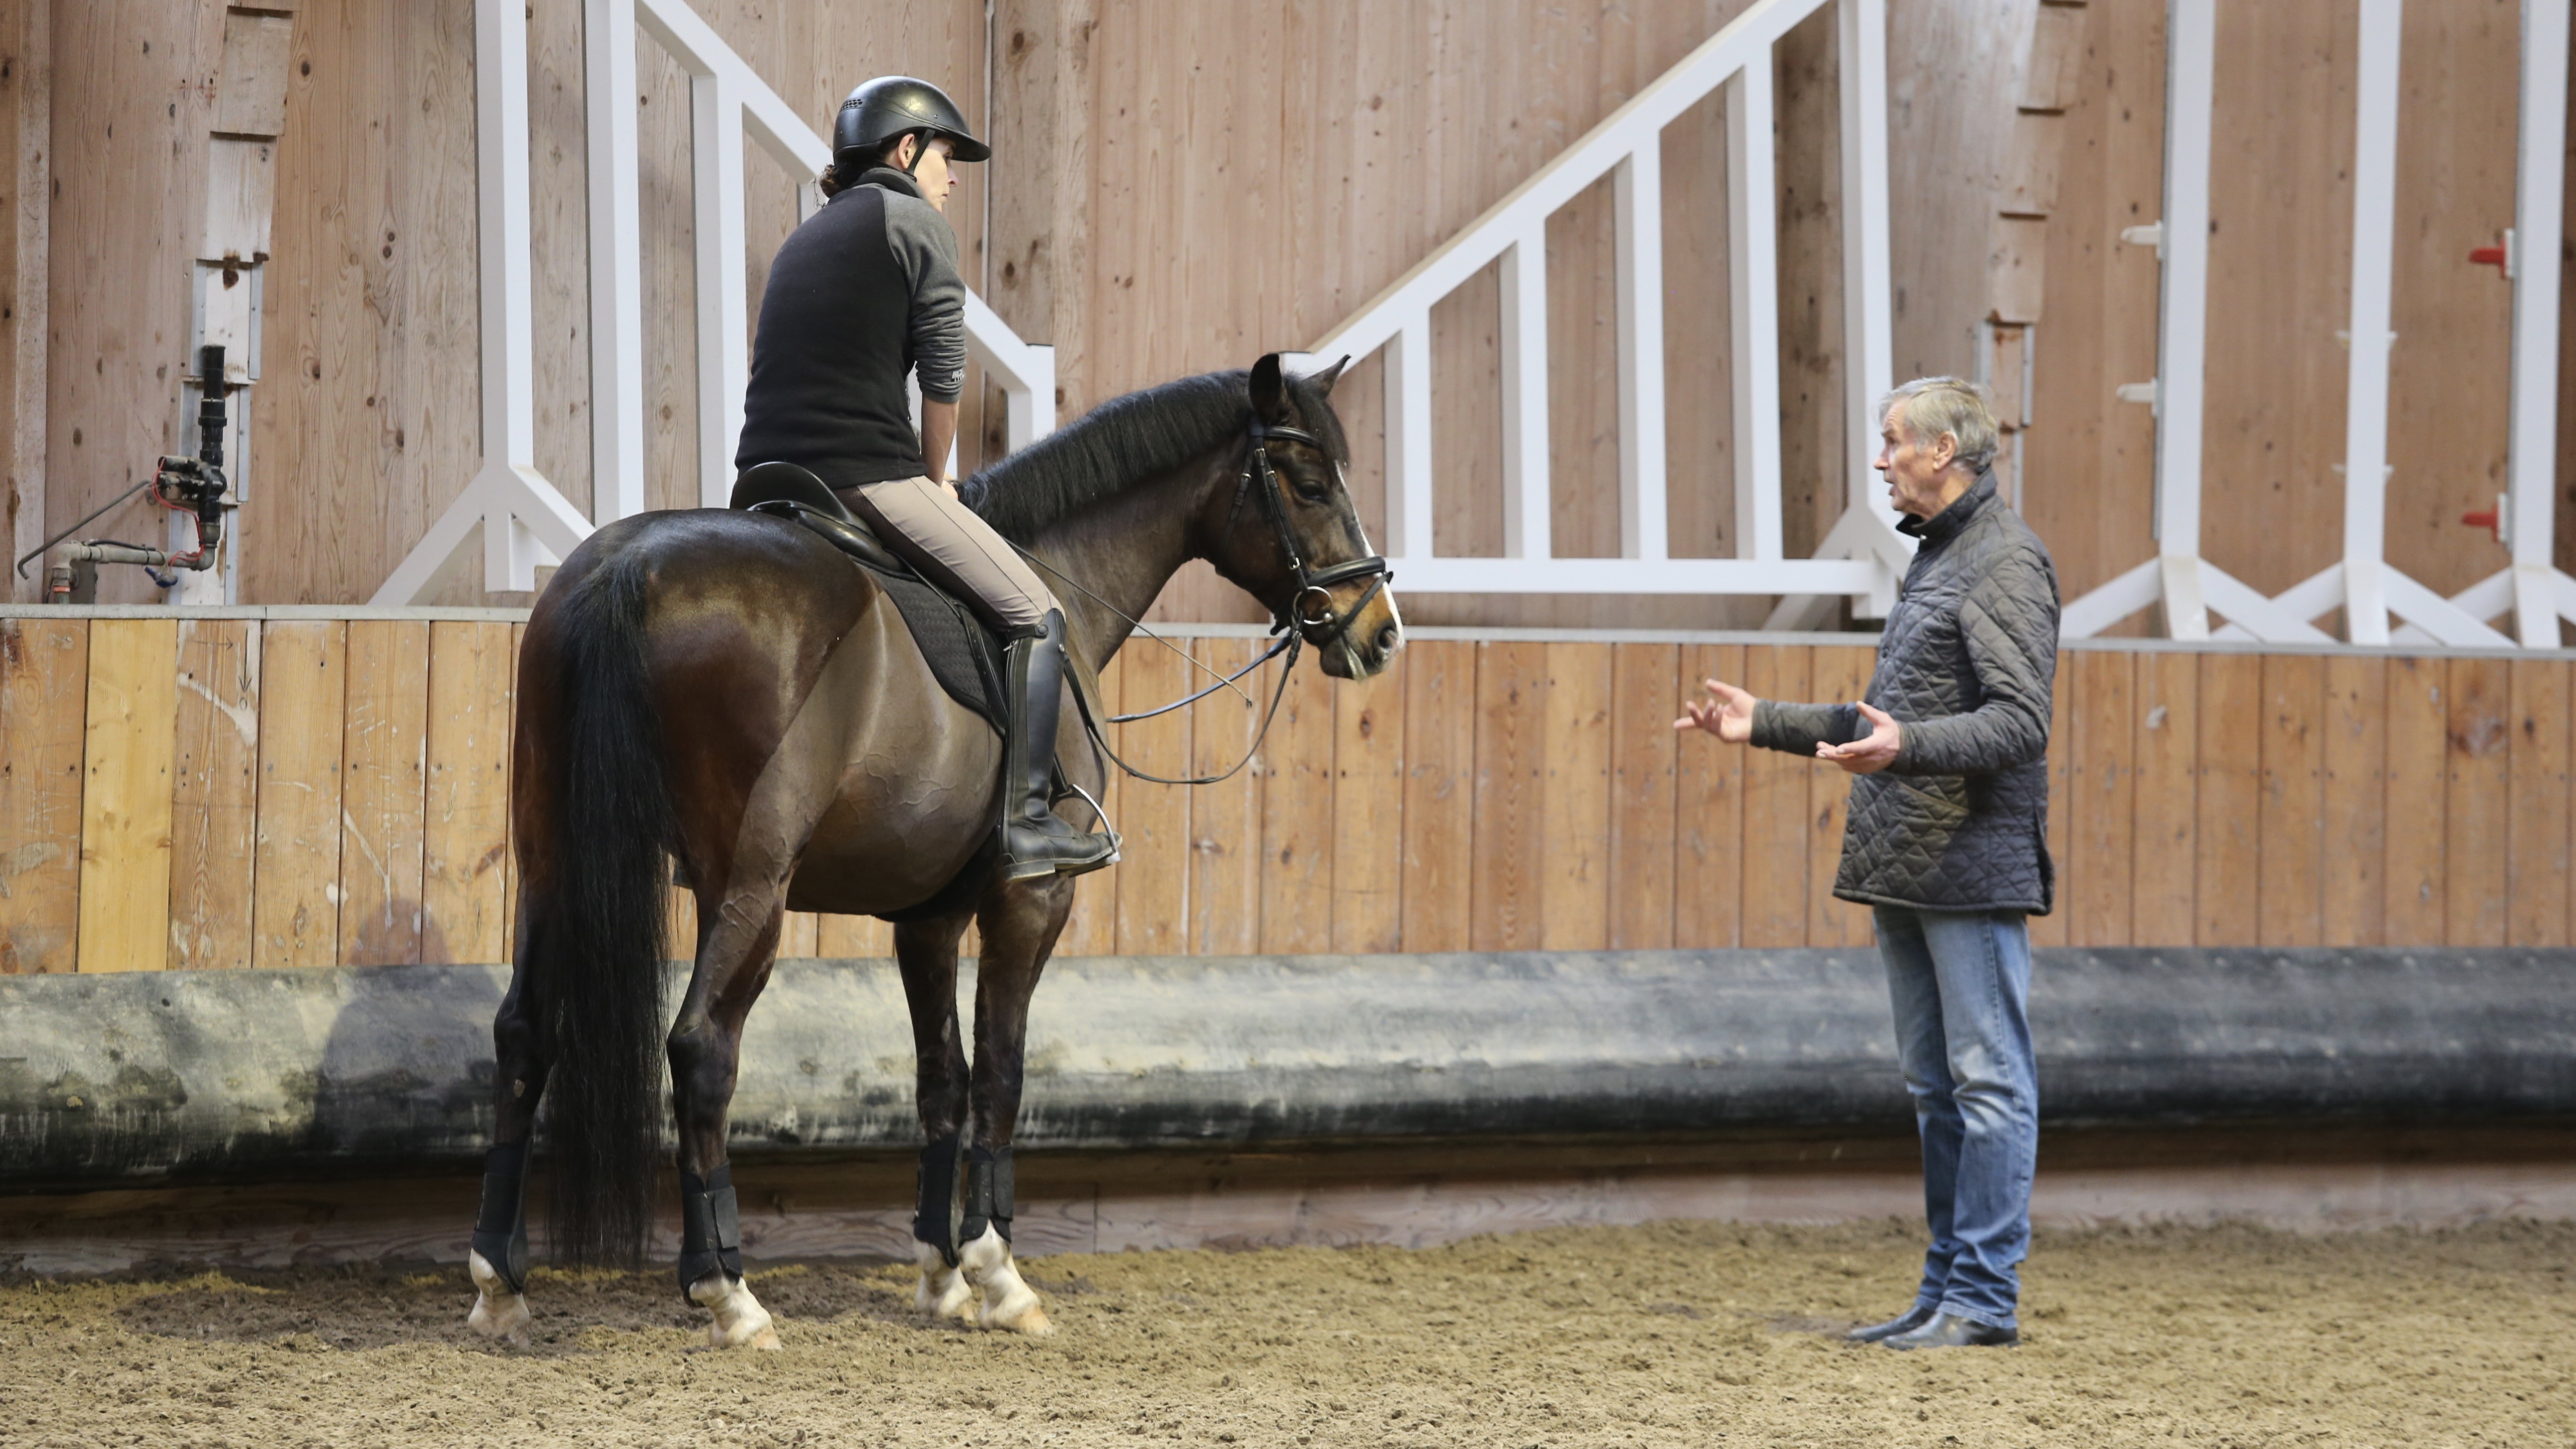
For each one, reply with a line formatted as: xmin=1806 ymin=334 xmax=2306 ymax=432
xmin=2463 ymin=508 xmax=2501 ymax=543
xmin=2469 ymin=244 xmax=2510 ymax=277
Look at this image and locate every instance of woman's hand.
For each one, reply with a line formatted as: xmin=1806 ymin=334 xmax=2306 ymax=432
xmin=1816 ymin=701 xmax=1903 ymax=775
xmin=1675 ymin=678 xmax=1758 ymax=743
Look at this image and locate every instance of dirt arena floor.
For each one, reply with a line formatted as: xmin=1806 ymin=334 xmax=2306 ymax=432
xmin=2 ymin=1217 xmax=2567 ymax=1448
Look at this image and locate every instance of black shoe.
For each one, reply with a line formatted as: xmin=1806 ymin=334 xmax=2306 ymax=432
xmin=1880 ymin=1310 xmax=2018 ymax=1350
xmin=1001 ymin=611 xmax=1119 ymax=881
xmin=1843 ymin=1303 xmax=1936 ymax=1343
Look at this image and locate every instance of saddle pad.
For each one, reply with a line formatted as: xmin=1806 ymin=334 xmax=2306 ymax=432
xmin=859 ymin=560 xmax=1005 ymax=733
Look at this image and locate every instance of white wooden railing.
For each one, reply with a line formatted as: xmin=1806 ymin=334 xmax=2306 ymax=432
xmin=1305 ymin=0 xmax=1910 ymax=616
xmin=2065 ymin=0 xmax=2573 ymax=649
xmin=375 ymin=0 xmax=1055 ymax=604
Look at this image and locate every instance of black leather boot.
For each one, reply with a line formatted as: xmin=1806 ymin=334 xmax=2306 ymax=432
xmin=1002 ymin=610 xmax=1119 ymax=881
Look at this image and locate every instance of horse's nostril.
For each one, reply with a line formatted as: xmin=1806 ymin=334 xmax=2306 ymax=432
xmin=1375 ymin=625 xmax=1399 ymax=657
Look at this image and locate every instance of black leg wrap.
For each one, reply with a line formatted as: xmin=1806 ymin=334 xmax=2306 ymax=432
xmin=676 ymin=1162 xmax=743 ymax=1299
xmin=471 ymin=1139 xmax=532 ymax=1295
xmin=959 ymin=1144 xmax=1015 ymax=1247
xmin=914 ymin=1133 xmax=964 ymax=1267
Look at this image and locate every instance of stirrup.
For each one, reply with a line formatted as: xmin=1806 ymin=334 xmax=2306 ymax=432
xmin=1002 ymin=817 xmax=1121 ymax=881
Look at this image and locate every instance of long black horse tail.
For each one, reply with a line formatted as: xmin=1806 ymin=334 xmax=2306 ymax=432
xmin=531 ymin=546 xmax=676 ymax=1269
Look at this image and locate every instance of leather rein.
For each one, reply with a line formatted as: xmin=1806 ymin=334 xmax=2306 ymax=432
xmin=1031 ymin=420 xmax=1392 ymax=788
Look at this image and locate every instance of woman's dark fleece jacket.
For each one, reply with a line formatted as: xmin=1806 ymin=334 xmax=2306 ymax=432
xmin=733 ymin=166 xmax=967 ymax=490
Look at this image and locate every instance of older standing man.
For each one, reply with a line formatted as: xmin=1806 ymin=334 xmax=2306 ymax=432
xmin=1679 ymin=378 xmax=2058 ymax=1350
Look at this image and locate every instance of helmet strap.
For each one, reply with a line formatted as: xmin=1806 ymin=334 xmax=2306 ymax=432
xmin=901 ymin=131 xmax=929 ymax=176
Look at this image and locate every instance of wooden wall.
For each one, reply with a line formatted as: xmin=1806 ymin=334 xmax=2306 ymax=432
xmin=19 ymin=0 xmax=1932 ymax=618
xmin=1 ymin=0 xmax=45 ymax=599
xmin=2025 ymin=0 xmax=2542 ymax=619
xmin=13 ymin=1 xmax=2568 ymax=629
xmin=2 ymin=612 xmax=2563 ymax=974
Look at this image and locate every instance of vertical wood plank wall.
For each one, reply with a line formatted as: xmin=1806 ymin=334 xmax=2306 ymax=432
xmin=2 ymin=616 xmax=2569 ymax=972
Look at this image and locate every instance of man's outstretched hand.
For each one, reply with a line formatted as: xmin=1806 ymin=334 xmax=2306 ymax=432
xmin=1675 ymin=678 xmax=1758 ymax=744
xmin=1817 ymin=700 xmax=1902 ymax=775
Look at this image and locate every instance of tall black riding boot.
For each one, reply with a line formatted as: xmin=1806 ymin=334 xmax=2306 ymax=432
xmin=1002 ymin=610 xmax=1119 ymax=881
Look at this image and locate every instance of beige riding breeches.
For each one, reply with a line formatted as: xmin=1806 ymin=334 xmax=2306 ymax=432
xmin=838 ymin=475 xmax=1059 ymax=635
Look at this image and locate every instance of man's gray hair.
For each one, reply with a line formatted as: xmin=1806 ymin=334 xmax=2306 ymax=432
xmin=1876 ymin=377 xmax=1999 ymax=475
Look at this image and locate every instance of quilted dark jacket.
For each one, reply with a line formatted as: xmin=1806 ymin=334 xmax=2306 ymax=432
xmin=1751 ymin=473 xmax=2060 ymax=913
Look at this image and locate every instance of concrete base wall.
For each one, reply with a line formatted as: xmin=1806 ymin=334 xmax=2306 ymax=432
xmin=6 ymin=948 xmax=2575 ymax=1193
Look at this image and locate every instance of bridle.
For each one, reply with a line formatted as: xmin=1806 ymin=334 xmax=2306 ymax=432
xmin=1030 ymin=414 xmax=1394 ymax=788
xmin=1231 ymin=421 xmax=1391 ymax=644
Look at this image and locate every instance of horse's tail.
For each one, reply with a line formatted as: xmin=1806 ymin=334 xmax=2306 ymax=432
xmin=527 ymin=544 xmax=675 ymax=1269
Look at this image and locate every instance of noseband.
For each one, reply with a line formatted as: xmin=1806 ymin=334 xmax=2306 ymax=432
xmin=1234 ymin=421 xmax=1391 ymax=642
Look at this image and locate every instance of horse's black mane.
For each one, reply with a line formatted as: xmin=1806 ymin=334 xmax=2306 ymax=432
xmin=961 ymin=368 xmax=1347 ymax=544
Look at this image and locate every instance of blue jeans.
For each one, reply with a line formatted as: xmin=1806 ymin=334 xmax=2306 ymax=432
xmin=1873 ymin=905 xmax=2038 ymax=1330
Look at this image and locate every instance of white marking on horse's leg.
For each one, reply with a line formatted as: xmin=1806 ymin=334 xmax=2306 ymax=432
xmin=958 ymin=1225 xmax=1051 ymax=1335
xmin=687 ymin=1272 xmax=782 ymax=1350
xmin=914 ymin=1239 xmax=974 ymax=1320
xmin=465 ymin=1249 xmax=531 ymax=1345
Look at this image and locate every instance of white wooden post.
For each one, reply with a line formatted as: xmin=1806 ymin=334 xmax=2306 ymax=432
xmin=480 ymin=0 xmax=538 ymax=537
xmin=2512 ymin=0 xmax=2571 ymax=644
xmin=586 ymin=0 xmax=646 ymax=523
xmin=1728 ymin=56 xmax=1784 ymax=562
xmin=1499 ymin=226 xmax=1553 ymax=560
xmin=2152 ymin=0 xmax=2217 ymax=638
xmin=2340 ymin=0 xmax=2404 ymax=644
xmin=1614 ymin=142 xmax=1669 ymax=560
xmin=1838 ymin=0 xmax=1902 ymax=607
xmin=1383 ymin=314 xmax=1435 ymax=560
xmin=691 ymin=72 xmax=750 ymax=508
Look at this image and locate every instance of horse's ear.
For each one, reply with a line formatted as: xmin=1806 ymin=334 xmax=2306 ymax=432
xmin=1313 ymin=354 xmax=1351 ymax=396
xmin=1249 ymin=353 xmax=1293 ymax=425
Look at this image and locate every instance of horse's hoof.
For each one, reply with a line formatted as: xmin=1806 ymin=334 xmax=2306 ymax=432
xmin=957 ymin=1226 xmax=1051 ymax=1335
xmin=913 ymin=1241 xmax=974 ymax=1320
xmin=466 ymin=1249 xmax=530 ymax=1345
xmin=688 ymin=1272 xmax=782 ymax=1351
xmin=981 ymin=1288 xmax=1053 ymax=1336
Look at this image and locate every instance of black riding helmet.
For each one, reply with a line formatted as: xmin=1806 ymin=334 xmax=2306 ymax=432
xmin=832 ymin=76 xmax=990 ymax=175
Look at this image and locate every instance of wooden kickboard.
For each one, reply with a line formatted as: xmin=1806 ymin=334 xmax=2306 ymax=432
xmin=76 ymin=621 xmax=179 ymax=973
xmin=0 ymin=619 xmax=91 ymax=974
xmin=167 ymin=619 xmax=260 ymax=971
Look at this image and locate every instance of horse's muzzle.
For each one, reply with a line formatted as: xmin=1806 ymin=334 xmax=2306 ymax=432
xmin=1317 ymin=605 xmax=1405 ymax=680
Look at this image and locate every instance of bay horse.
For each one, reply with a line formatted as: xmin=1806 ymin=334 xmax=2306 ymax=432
xmin=464 ymin=354 xmax=1400 ymax=1348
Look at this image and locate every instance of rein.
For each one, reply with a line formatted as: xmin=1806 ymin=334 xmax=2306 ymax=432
xmin=1007 ymin=417 xmax=1389 ymax=788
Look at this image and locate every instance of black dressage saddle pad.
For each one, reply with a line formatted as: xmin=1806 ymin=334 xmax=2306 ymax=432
xmin=729 ymin=463 xmax=1004 ymax=732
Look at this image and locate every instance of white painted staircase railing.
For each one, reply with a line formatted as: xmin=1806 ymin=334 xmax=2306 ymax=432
xmin=373 ymin=0 xmax=1055 ymax=605
xmin=1305 ymin=0 xmax=1910 ymax=616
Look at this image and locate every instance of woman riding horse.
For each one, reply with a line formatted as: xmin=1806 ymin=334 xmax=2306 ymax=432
xmin=736 ymin=75 xmax=1115 ymax=882
xmin=465 ymin=350 xmax=1397 ymax=1350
